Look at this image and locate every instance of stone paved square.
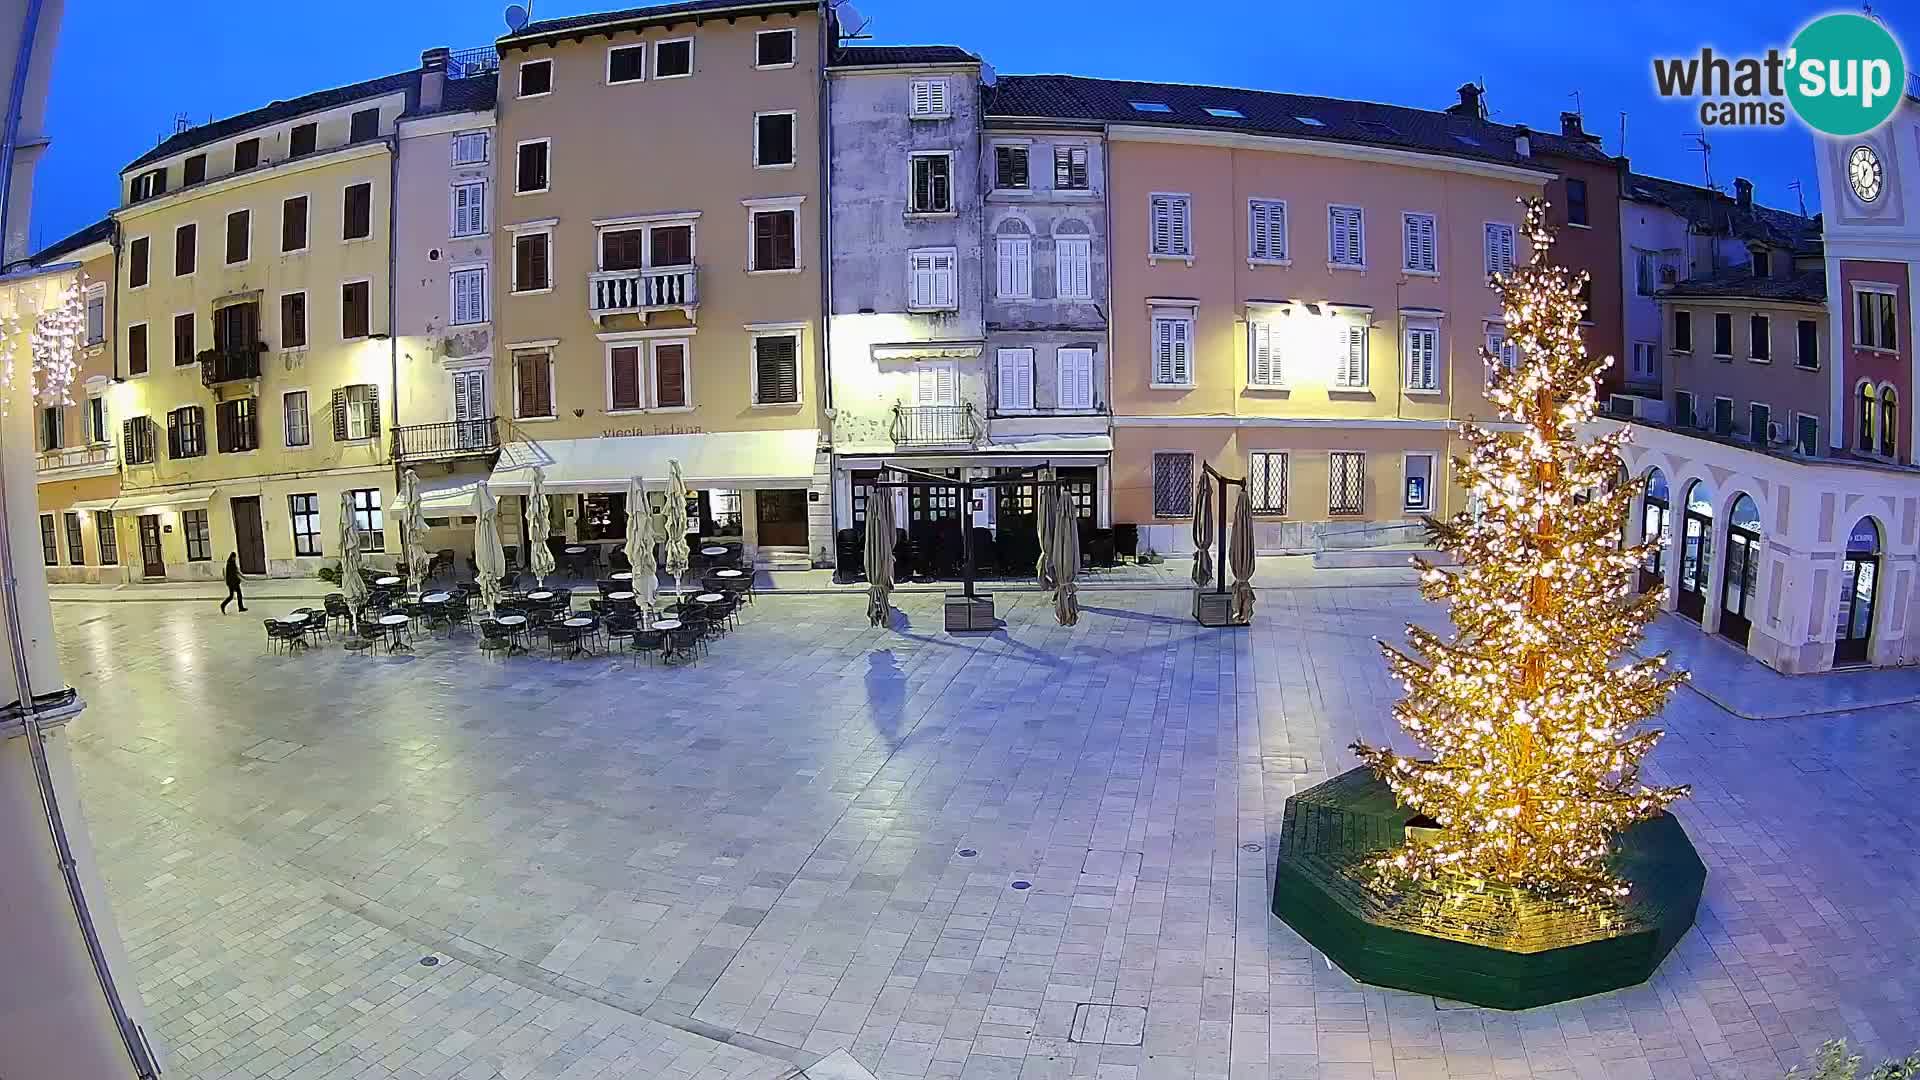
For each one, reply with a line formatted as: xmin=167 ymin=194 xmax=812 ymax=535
xmin=50 ymin=585 xmax=1920 ymax=1079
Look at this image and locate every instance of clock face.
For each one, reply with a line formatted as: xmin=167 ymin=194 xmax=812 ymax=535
xmin=1849 ymin=144 xmax=1883 ymax=203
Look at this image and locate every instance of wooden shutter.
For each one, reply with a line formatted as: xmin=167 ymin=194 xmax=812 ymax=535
xmin=1406 ymin=328 xmax=1436 ymax=389
xmin=331 ymin=388 xmax=348 ymax=441
xmin=453 ymin=182 xmax=483 ymax=236
xmin=365 ymin=384 xmax=381 ymax=440
xmin=755 ymin=336 xmax=798 ymax=404
xmin=344 ymin=183 xmax=371 ymax=239
xmin=1249 ymin=322 xmax=1278 ymax=386
xmin=610 ymin=346 xmax=641 ymax=410
xmin=1405 ymin=214 xmax=1435 ymax=271
xmin=283 ymin=195 xmax=308 ymax=251
xmin=1486 ymin=224 xmax=1514 ymax=276
xmin=654 ymin=344 xmax=686 ymax=407
xmin=1154 ymin=319 xmax=1174 ymax=384
xmin=226 ymin=209 xmax=249 ymax=263
xmin=166 ymin=410 xmax=181 ymax=458
xmin=1331 ymin=207 xmax=1362 ymax=264
xmin=1337 ymin=323 xmax=1367 ymax=386
xmin=216 ymin=401 xmax=232 ymax=453
xmin=1055 ymin=237 xmax=1090 ymax=299
xmin=997 ymin=349 xmax=1033 ymax=410
xmin=1250 ymin=201 xmax=1284 ymax=260
xmin=1151 ymin=197 xmax=1172 ymax=255
xmin=122 ymin=418 xmax=138 ymax=464
xmin=1058 ymin=348 xmax=1094 ymax=410
xmin=911 ymin=79 xmax=945 ymax=116
xmin=996 ymin=238 xmax=1030 ymax=299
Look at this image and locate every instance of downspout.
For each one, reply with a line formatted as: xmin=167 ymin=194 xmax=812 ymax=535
xmin=816 ymin=2 xmax=836 ymax=561
xmin=109 ymin=220 xmax=122 ymax=380
xmin=0 ymin=0 xmax=158 ymax=1074
xmin=387 ymin=132 xmax=401 ymax=483
xmin=1099 ymin=123 xmax=1115 ymax=530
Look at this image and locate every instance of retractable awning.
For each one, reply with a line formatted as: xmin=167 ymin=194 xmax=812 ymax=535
xmin=84 ymin=488 xmax=218 ymax=512
xmin=490 ymin=429 xmax=820 ymax=493
xmin=391 ymin=474 xmax=484 ymax=516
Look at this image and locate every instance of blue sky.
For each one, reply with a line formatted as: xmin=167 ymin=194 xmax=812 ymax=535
xmin=29 ymin=0 xmax=1915 ymax=251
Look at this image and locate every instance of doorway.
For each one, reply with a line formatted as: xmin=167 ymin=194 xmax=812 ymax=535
xmin=1676 ymin=480 xmax=1714 ymax=623
xmin=754 ymin=489 xmax=808 ymax=547
xmin=1718 ymin=494 xmax=1761 ymax=647
xmin=1835 ymin=517 xmax=1880 ymax=666
xmin=138 ymin=515 xmax=165 ymax=578
xmin=452 ymin=368 xmax=490 ymax=449
xmin=1639 ymin=468 xmax=1669 ymax=594
xmin=231 ymin=496 xmax=267 ymax=575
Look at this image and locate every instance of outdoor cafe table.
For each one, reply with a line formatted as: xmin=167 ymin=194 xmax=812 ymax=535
xmin=611 ymin=571 xmax=633 ymax=581
xmin=526 ymin=590 xmax=556 ymax=603
xmin=421 ymin=592 xmax=451 ymax=603
xmin=608 ymin=591 xmax=636 ymax=602
xmin=693 ymin=593 xmax=724 ymax=604
xmin=377 ymin=613 xmax=412 ymax=652
xmin=496 ymin=613 xmax=530 ymax=653
xmin=374 ymin=576 xmax=402 ymax=588
xmin=561 ymin=616 xmax=595 ymax=658
xmin=712 ymin=569 xmax=745 ymax=580
xmin=700 ymin=545 xmax=728 ymax=558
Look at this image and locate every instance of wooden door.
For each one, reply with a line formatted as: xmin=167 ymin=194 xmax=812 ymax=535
xmin=138 ymin=515 xmax=165 ymax=578
xmin=453 ymin=369 xmax=488 ymax=448
xmin=231 ymin=496 xmax=267 ymax=575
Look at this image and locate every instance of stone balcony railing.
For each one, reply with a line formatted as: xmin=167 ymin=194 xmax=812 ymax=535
xmin=36 ymin=443 xmax=115 ymax=474
xmin=588 ymin=266 xmax=698 ymax=320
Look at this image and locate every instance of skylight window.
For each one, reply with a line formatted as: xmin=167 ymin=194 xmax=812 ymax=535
xmin=1453 ymin=134 xmax=1483 ymax=147
xmin=1353 ymin=120 xmax=1399 ymax=137
xmin=1204 ymin=106 xmax=1244 ymax=118
xmin=1129 ymin=101 xmax=1172 ymax=113
xmin=1295 ymin=116 xmax=1326 ymax=127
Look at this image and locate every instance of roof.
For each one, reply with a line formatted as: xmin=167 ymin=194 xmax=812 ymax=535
xmin=28 ymin=217 xmax=111 ymax=266
xmin=983 ymin=75 xmax=1567 ymax=174
xmin=1660 ymin=265 xmax=1825 ymax=304
xmin=504 ymin=0 xmax=813 ymax=44
xmin=125 ymin=69 xmax=418 ymax=173
xmin=829 ymin=45 xmax=979 ymax=68
xmin=408 ymin=73 xmax=498 ymax=118
xmin=1626 ymin=172 xmax=1820 ymax=254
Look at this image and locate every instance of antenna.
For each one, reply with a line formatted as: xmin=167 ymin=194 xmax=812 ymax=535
xmin=1567 ymin=90 xmax=1582 ymax=120
xmin=172 ymin=112 xmax=190 ymax=134
xmin=1618 ymin=111 xmax=1627 ymax=157
xmin=1684 ymin=131 xmax=1713 ymax=190
xmin=1789 ymin=180 xmax=1808 ymax=217
xmin=504 ymin=4 xmax=529 ymax=32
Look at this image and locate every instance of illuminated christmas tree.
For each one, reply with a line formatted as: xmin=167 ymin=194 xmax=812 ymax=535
xmin=1351 ymin=197 xmax=1689 ymax=905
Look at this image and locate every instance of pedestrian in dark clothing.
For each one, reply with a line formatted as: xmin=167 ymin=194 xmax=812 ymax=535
xmin=220 ymin=553 xmax=247 ymax=613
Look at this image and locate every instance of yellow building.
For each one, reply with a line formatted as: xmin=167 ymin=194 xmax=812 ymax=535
xmin=489 ymin=0 xmax=831 ymax=569
xmin=106 ymin=67 xmax=426 ymax=581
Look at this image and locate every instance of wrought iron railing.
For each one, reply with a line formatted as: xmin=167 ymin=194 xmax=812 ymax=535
xmin=391 ymin=417 xmax=500 ymax=460
xmin=588 ymin=266 xmax=698 ymax=317
xmin=448 ymin=46 xmax=500 ymax=79
xmin=36 ymin=443 xmax=114 ymax=472
xmin=199 ymin=342 xmax=265 ymax=386
xmin=891 ymin=403 xmax=981 ymax=446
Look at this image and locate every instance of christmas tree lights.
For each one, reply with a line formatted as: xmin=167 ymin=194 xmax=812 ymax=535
xmin=1351 ymin=197 xmax=1689 ymax=905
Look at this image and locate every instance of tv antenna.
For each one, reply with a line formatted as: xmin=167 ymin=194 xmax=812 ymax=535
xmin=1788 ymin=180 xmax=1808 ymax=217
xmin=1617 ymin=111 xmax=1627 ymax=157
xmin=504 ymin=4 xmax=530 ymax=32
xmin=1684 ymin=131 xmax=1713 ymax=190
xmin=1567 ymin=90 xmax=1582 ymax=120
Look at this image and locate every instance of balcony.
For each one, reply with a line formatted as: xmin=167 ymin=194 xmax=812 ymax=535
xmin=588 ymin=266 xmax=698 ymax=321
xmin=199 ymin=341 xmax=265 ymax=387
xmin=891 ymin=403 xmax=981 ymax=447
xmin=392 ymin=417 xmax=501 ymax=461
xmin=36 ymin=443 xmax=116 ymax=477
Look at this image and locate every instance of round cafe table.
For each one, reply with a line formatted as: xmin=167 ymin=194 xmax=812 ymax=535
xmin=421 ymin=592 xmax=451 ymax=604
xmin=611 ymin=571 xmax=633 ymax=581
xmin=561 ymin=616 xmax=595 ymax=658
xmin=496 ymin=613 xmax=529 ymax=654
xmin=649 ymin=618 xmax=682 ymax=631
xmin=608 ymin=591 xmax=635 ymax=602
xmin=378 ymin=613 xmax=412 ymax=652
xmin=277 ymin=611 xmax=309 ymax=623
xmin=694 ymin=593 xmax=724 ymax=604
xmin=564 ymin=546 xmax=586 ymax=556
xmin=700 ymin=545 xmax=728 ymax=558
xmin=526 ymin=590 xmax=555 ymax=602
xmin=713 ymin=569 xmax=745 ymax=579
xmin=375 ymin=576 xmax=401 ymax=588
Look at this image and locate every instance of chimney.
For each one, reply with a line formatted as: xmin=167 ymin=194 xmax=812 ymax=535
xmin=419 ymin=47 xmax=450 ymax=112
xmin=1514 ymin=124 xmax=1531 ymax=159
xmin=1560 ymin=111 xmax=1583 ymax=138
xmin=1733 ymin=176 xmax=1753 ymax=209
xmin=1449 ymin=82 xmax=1486 ymax=119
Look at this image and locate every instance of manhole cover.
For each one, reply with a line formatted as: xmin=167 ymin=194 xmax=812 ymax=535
xmin=419 ymin=956 xmax=440 ymax=967
xmin=958 ymin=849 xmax=977 ymax=858
xmin=1010 ymin=880 xmax=1032 ymax=890
xmin=1068 ymin=1004 xmax=1146 ymax=1045
xmin=1240 ymin=843 xmax=1262 ymax=853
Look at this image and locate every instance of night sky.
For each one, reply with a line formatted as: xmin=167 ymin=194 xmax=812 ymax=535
xmin=28 ymin=0 xmax=1917 ymax=251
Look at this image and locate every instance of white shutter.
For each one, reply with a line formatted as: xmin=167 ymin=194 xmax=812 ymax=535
xmin=996 ymin=238 xmax=1031 ymax=299
xmin=452 ymin=132 xmax=488 ymax=165
xmin=1405 ymin=327 xmax=1436 ymax=390
xmin=1330 ymin=207 xmax=1363 ymax=265
xmin=1248 ymin=321 xmax=1278 ymax=386
xmin=997 ymin=348 xmax=1034 ymax=410
xmin=1058 ymin=348 xmax=1094 ymax=409
xmin=452 ymin=182 xmax=485 ymax=237
xmin=1486 ymin=223 xmax=1515 ymax=276
xmin=1404 ymin=213 xmax=1435 ymax=272
xmin=1154 ymin=318 xmax=1174 ymax=384
xmin=1151 ymin=196 xmax=1172 ymax=255
xmin=452 ymin=268 xmax=486 ymax=324
xmin=936 ymin=362 xmax=957 ymax=404
xmin=1156 ymin=317 xmax=1191 ymax=384
xmin=915 ymin=363 xmax=937 ymax=404
xmin=1056 ymin=237 xmax=1091 ymax=300
xmin=1485 ymin=325 xmax=1516 ymax=371
xmin=1249 ymin=200 xmax=1285 ymax=261
xmin=1336 ymin=323 xmax=1367 ymax=387
xmin=1170 ymin=197 xmax=1189 ymax=255
xmin=933 ymin=252 xmax=955 ymax=309
xmin=910 ymin=79 xmax=946 ymax=117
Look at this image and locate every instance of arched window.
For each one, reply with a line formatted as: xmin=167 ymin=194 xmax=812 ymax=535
xmin=1859 ymin=382 xmax=1878 ymax=453
xmin=1880 ymin=384 xmax=1898 ymax=458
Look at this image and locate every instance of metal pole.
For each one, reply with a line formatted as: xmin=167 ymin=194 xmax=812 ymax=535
xmin=960 ymin=480 xmax=975 ymax=599
xmin=1216 ymin=473 xmax=1227 ymax=595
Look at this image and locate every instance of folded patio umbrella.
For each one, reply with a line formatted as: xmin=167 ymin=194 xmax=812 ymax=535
xmin=475 ymin=483 xmax=505 ymax=616
xmin=1230 ymin=484 xmax=1256 ymax=624
xmin=1192 ymin=473 xmax=1214 ymax=590
xmin=1051 ymin=480 xmax=1080 ymax=627
xmin=1035 ymin=470 xmax=1056 ymax=591
xmin=339 ymin=489 xmax=368 ymax=612
xmin=665 ymin=460 xmax=691 ymax=596
xmin=528 ymin=467 xmax=555 ymax=587
xmin=865 ymin=483 xmax=895 ymax=626
xmin=401 ymin=467 xmax=432 ymax=591
xmin=625 ymin=475 xmax=659 ymax=614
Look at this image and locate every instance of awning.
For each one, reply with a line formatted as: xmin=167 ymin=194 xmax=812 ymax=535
xmin=491 ymin=429 xmax=820 ymax=493
xmin=70 ymin=496 xmax=118 ymax=512
xmin=97 ymin=488 xmax=218 ymax=512
xmin=392 ymin=474 xmax=484 ymax=516
xmin=985 ymin=433 xmax=1112 ymax=456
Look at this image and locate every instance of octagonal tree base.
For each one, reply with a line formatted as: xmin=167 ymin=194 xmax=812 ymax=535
xmin=1270 ymin=767 xmax=1705 ymax=1011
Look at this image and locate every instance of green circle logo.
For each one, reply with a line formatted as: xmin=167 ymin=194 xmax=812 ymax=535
xmin=1788 ymin=13 xmax=1906 ymax=136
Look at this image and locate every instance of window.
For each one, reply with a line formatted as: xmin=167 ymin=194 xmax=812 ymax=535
xmin=1402 ymin=212 xmax=1436 ymax=273
xmin=173 ymin=312 xmax=195 ymax=366
xmin=282 ymin=195 xmax=308 ymax=252
xmin=216 ymin=397 xmax=258 ymax=453
xmin=1150 ymin=194 xmax=1191 ymax=257
xmin=650 ymin=224 xmax=692 ymax=266
xmin=1751 ymin=249 xmax=1771 ymax=277
xmin=1484 ymin=222 xmax=1516 ymax=277
xmin=606 ymin=339 xmax=690 ymax=412
xmin=752 ymin=209 xmax=796 ymax=271
xmin=907 ymin=248 xmax=956 ymax=310
xmin=349 ymin=488 xmax=384 ymax=552
xmin=179 ymin=509 xmax=210 ymax=561
xmin=1796 ymin=413 xmax=1820 ymax=456
xmin=289 ymin=494 xmax=321 ymax=556
xmin=755 ymin=112 xmax=795 ymax=167
xmin=225 ymin=208 xmax=249 ymax=264
xmin=84 ymin=287 xmax=104 ymax=344
xmin=1328 ymin=452 xmax=1365 ymax=515
xmin=1204 ymin=106 xmax=1245 ymax=118
xmin=995 ymin=236 xmax=1031 ymax=299
xmin=451 ymin=267 xmax=487 ymax=325
xmin=997 ymin=348 xmax=1034 ymax=410
xmin=753 ymin=333 xmax=800 ymax=405
xmin=281 ymin=291 xmax=307 ymax=349
xmin=1249 ymin=451 xmax=1287 ymax=514
xmin=87 ymin=395 xmax=107 ymax=442
xmin=1712 ymin=313 xmax=1733 ymax=357
xmin=38 ymin=515 xmax=55 ymax=565
xmin=213 ymin=300 xmax=258 ymax=359
xmin=1881 ymin=386 xmax=1898 ymax=458
xmin=234 ymin=137 xmax=259 ymax=171
xmin=283 ymin=390 xmax=309 ymax=447
xmin=341 ymin=281 xmax=370 ymax=339
xmin=182 ymin=153 xmax=206 ymax=186
xmin=909 ymin=78 xmax=948 ymax=119
xmin=600 ymin=228 xmax=644 ymax=270
xmin=1631 ymin=341 xmax=1658 ymax=381
xmin=910 ymin=153 xmax=952 ymax=214
xmin=995 ymin=145 xmax=1028 ymax=189
xmin=1152 ymin=452 xmax=1194 ymax=517
xmin=518 ymin=58 xmax=552 ymax=97
xmin=1249 ymin=199 xmax=1287 ymax=262
xmin=289 ymin=122 xmax=317 ymax=158
xmin=654 ymin=38 xmax=693 ymax=78
xmin=1328 ymin=205 xmax=1364 ymax=267
xmin=513 ymin=230 xmax=551 ymax=291
xmin=607 ymin=44 xmax=645 ymax=83
xmin=349 ymin=107 xmax=379 ymax=143
xmin=1749 ymin=402 xmax=1771 ymax=447
xmin=914 ymin=360 xmax=957 ymax=405
xmin=451 ymin=180 xmax=486 ymax=237
xmin=1403 ymin=453 xmax=1434 ymax=512
xmin=1675 ymin=389 xmax=1696 ymax=428
xmin=168 ymin=405 xmax=206 ymax=458
xmin=37 ymin=405 xmax=60 ymax=450
xmin=516 ymin=139 xmax=550 ymax=194
xmin=343 ymin=182 xmax=372 ymax=240
xmin=128 ymin=236 xmax=148 ymax=288
xmin=609 ymin=345 xmax=643 ymax=411
xmin=1055 ymin=236 xmax=1092 ymax=300
xmin=1713 ymin=396 xmax=1735 ymax=436
xmin=126 ymin=323 xmax=148 ymax=375
xmin=1858 ymin=383 xmax=1878 ymax=451
xmin=1058 ymin=347 xmax=1094 ymax=410
xmin=334 ymin=383 xmax=378 ymax=441
xmin=97 ymin=510 xmax=117 ymax=565
xmin=1334 ymin=321 xmax=1368 ymax=388
xmin=63 ymin=511 xmax=85 ymax=564
xmin=1565 ymin=177 xmax=1588 ymax=226
xmin=1129 ymin=101 xmax=1171 ymax=113
xmin=1404 ymin=325 xmax=1439 ymax=391
xmin=1054 ymin=145 xmax=1089 ymax=190
xmin=653 ymin=342 xmax=691 ymax=408
xmin=121 ymin=416 xmax=156 ymax=464
xmin=1856 ymin=287 xmax=1898 ymax=350
xmin=452 ymin=131 xmax=488 ymax=165
xmin=514 ymin=349 xmax=553 ymax=418
xmin=174 ymin=222 xmax=196 ymax=276
xmin=756 ymin=28 xmax=795 ymax=67
xmin=1248 ymin=320 xmax=1283 ymax=387
xmin=1673 ymin=309 xmax=1692 ymax=353
xmin=1749 ymin=314 xmax=1770 ymax=361
xmin=1636 ymin=251 xmax=1658 ymax=295
xmin=1151 ymin=314 xmax=1193 ymax=386
xmin=128 ymin=168 xmax=165 ymax=204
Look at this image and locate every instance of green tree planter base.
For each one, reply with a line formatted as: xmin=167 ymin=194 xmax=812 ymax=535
xmin=1270 ymin=768 xmax=1705 ymax=1010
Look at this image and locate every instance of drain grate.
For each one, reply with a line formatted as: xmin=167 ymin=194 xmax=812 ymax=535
xmin=1068 ymin=1004 xmax=1145 ymax=1045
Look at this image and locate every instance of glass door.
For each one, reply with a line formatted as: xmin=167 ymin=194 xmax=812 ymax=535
xmin=1719 ymin=527 xmax=1758 ymax=645
xmin=1835 ymin=518 xmax=1881 ymax=666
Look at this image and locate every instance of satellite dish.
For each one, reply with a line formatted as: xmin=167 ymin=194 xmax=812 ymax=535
xmin=504 ymin=4 xmax=529 ymax=32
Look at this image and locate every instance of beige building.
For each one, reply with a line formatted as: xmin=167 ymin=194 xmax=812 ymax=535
xmin=1660 ymin=266 xmax=1829 ymax=456
xmin=489 ymin=0 xmax=830 ymax=569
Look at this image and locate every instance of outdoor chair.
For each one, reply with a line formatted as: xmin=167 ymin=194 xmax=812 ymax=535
xmin=596 ymin=579 xmax=621 ymax=597
xmin=667 ymin=626 xmax=704 ymax=662
xmin=630 ymin=629 xmax=665 ymax=665
xmin=444 ymin=594 xmax=471 ymax=627
xmin=263 ymin=619 xmax=291 ymax=655
xmin=604 ymin=610 xmax=637 ymax=651
xmin=353 ymin=616 xmax=386 ymax=654
xmin=546 ymin=623 xmax=583 ymax=659
xmin=477 ymin=618 xmax=513 ymax=653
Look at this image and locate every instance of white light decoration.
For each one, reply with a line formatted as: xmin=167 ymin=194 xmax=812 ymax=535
xmin=0 ymin=274 xmax=88 ymax=416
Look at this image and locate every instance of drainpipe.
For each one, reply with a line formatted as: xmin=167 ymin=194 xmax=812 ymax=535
xmin=816 ymin=2 xmax=836 ymax=562
xmin=1099 ymin=124 xmax=1115 ymax=531
xmin=388 ymin=133 xmax=401 ymax=472
xmin=108 ymin=220 xmax=121 ymax=381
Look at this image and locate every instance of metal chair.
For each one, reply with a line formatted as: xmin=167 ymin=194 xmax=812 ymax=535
xmin=630 ymin=628 xmax=665 ymax=665
xmin=477 ymin=618 xmax=514 ymax=653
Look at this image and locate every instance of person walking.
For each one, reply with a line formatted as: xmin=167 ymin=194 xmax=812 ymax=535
xmin=220 ymin=552 xmax=247 ymax=613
